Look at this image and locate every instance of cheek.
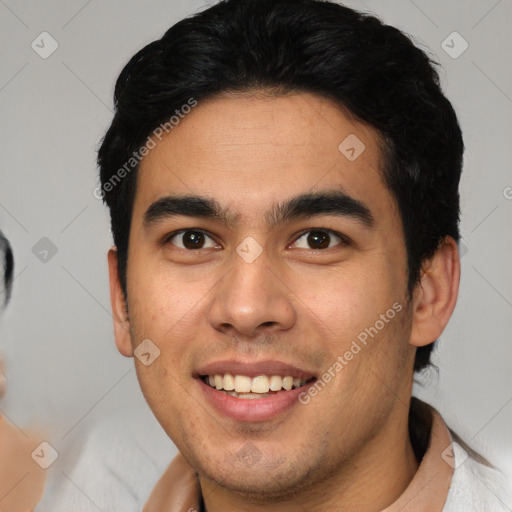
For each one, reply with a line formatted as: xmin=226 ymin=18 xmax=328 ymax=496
xmin=127 ymin=257 xmax=209 ymax=338
xmin=126 ymin=272 xmax=200 ymax=404
xmin=292 ymin=264 xmax=409 ymax=385
xmin=290 ymin=264 xmax=398 ymax=338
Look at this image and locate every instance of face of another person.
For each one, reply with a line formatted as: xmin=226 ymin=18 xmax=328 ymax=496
xmin=109 ymin=91 xmax=423 ymax=496
xmin=0 ymin=235 xmax=11 ymax=399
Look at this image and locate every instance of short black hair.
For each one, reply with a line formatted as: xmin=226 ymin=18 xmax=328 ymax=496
xmin=97 ymin=0 xmax=463 ymax=373
xmin=0 ymin=231 xmax=14 ymax=309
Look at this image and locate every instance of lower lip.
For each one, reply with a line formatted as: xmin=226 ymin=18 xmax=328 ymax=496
xmin=196 ymin=378 xmax=316 ymax=422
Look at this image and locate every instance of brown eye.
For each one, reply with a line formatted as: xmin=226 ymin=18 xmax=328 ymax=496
xmin=167 ymin=230 xmax=218 ymax=250
xmin=292 ymin=230 xmax=344 ymax=250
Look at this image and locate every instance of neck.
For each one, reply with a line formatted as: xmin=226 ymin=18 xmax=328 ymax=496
xmin=199 ymin=398 xmax=421 ymax=512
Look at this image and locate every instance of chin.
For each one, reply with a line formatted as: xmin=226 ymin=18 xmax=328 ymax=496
xmin=197 ymin=448 xmax=320 ymax=502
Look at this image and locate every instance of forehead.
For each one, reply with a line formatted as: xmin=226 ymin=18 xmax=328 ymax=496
xmin=134 ymin=91 xmax=396 ymax=226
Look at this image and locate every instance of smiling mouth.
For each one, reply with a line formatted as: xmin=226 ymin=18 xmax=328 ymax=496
xmin=200 ymin=374 xmax=316 ymax=399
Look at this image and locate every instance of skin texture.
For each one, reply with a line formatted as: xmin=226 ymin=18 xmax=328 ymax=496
xmin=1 ymin=314 xmax=46 ymax=510
xmin=0 ymin=414 xmax=46 ymax=512
xmin=108 ymin=91 xmax=460 ymax=511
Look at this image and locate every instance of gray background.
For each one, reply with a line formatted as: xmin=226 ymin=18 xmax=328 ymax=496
xmin=1 ymin=0 xmax=511 ymax=501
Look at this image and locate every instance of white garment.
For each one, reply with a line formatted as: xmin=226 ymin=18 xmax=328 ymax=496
xmin=443 ymin=440 xmax=512 ymax=511
xmin=33 ymin=405 xmax=177 ymax=512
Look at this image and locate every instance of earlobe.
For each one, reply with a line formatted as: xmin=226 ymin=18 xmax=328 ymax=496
xmin=410 ymin=236 xmax=461 ymax=348
xmin=107 ymin=247 xmax=134 ymax=357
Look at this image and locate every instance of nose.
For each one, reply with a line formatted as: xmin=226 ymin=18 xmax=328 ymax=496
xmin=208 ymin=247 xmax=296 ymax=339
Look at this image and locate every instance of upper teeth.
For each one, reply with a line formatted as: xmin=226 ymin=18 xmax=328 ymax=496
xmin=205 ymin=374 xmax=310 ymax=393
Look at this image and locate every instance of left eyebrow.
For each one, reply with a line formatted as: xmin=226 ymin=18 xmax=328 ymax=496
xmin=267 ymin=190 xmax=374 ymax=228
xmin=143 ymin=190 xmax=375 ymax=229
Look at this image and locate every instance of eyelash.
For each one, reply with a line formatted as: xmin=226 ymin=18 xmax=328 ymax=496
xmin=163 ymin=228 xmax=349 ymax=251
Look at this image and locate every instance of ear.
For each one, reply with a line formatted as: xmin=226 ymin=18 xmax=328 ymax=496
xmin=107 ymin=247 xmax=133 ymax=357
xmin=410 ymin=236 xmax=461 ymax=348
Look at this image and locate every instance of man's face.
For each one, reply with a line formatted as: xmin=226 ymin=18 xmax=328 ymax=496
xmin=121 ymin=92 xmax=416 ymax=496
